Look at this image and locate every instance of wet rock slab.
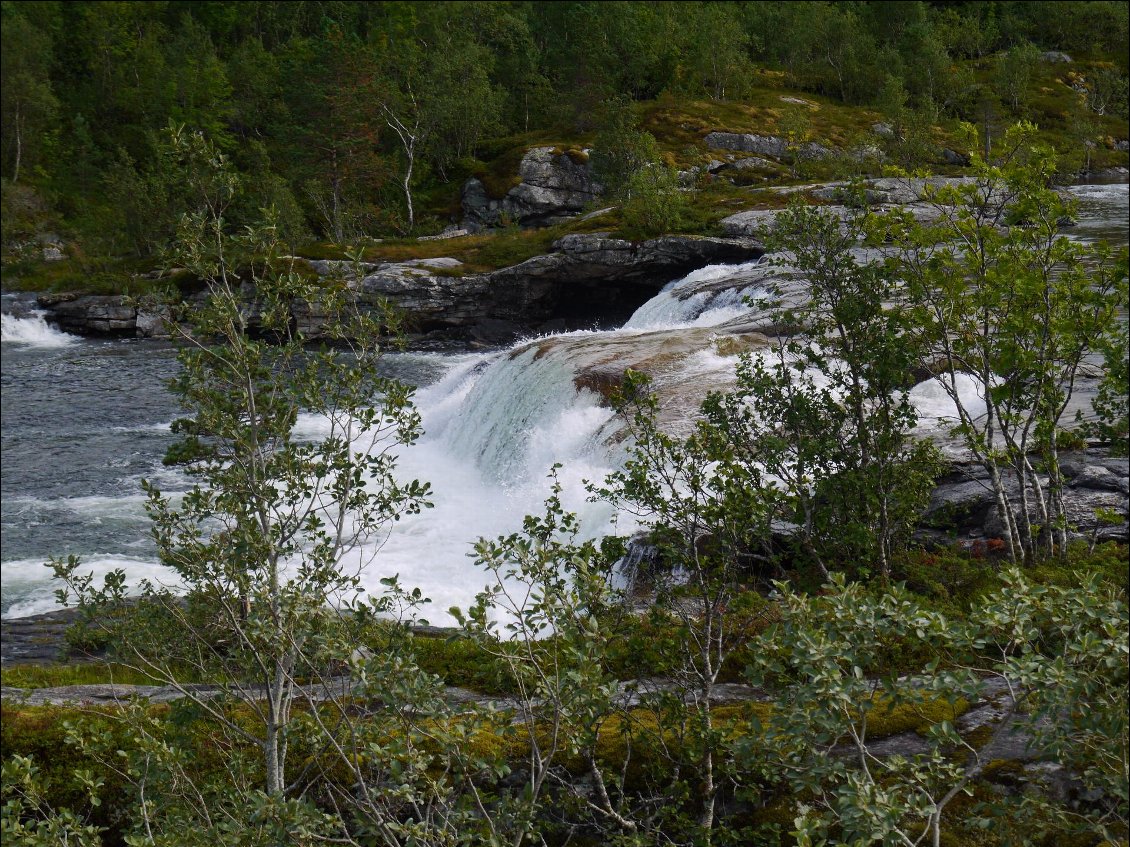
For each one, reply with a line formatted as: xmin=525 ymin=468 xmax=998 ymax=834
xmin=1 ymin=608 xmax=85 ymax=666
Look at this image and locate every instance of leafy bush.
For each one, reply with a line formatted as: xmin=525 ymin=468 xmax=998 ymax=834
xmin=620 ymin=164 xmax=687 ymax=238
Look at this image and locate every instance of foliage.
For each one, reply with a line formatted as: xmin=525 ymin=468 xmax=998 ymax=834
xmin=965 ymin=568 xmax=1129 ymax=843
xmin=3 ymin=0 xmax=1125 ymax=269
xmin=872 ymin=123 xmax=1129 ymax=563
xmin=1 ymin=755 xmax=103 ymax=847
xmin=719 ymin=200 xmax=943 ymax=579
xmin=620 ymin=164 xmax=688 ymax=239
xmin=593 ymin=371 xmax=785 ymax=841
xmin=742 ymin=576 xmax=985 ymax=847
xmin=46 ymin=126 xmax=514 ymax=844
xmin=995 ymin=42 xmax=1042 ymax=114
xmin=590 ymin=99 xmax=662 ymax=201
xmin=1087 ymin=293 xmax=1130 ymax=454
xmin=740 ymin=566 xmax=1129 ymax=846
xmin=455 ymin=474 xmax=651 ymax=843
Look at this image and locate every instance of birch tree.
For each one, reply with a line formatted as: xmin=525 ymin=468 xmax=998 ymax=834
xmin=874 ymin=123 xmax=1128 ymax=562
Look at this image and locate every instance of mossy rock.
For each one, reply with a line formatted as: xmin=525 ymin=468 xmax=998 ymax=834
xmin=862 ymin=693 xmax=971 ymax=740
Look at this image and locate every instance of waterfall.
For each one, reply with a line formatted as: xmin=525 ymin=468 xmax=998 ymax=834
xmin=1 ymin=311 xmax=79 ymax=348
xmin=1 ymin=261 xmax=763 ymax=621
xmin=623 ymin=259 xmax=766 ymax=329
xmin=437 ymin=340 xmax=613 ymax=483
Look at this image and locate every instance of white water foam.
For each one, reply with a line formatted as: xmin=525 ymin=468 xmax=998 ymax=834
xmin=1 ymin=311 xmax=80 ymax=348
xmin=909 ymin=373 xmax=992 ymax=433
xmin=624 ymin=260 xmax=765 ymax=329
xmin=281 ymin=340 xmax=623 ymax=622
xmin=1 ymin=264 xmax=754 ymax=622
xmin=0 ymin=554 xmax=183 ymax=618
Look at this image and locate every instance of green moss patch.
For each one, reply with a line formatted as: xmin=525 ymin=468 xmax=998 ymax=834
xmin=0 ymin=662 xmax=164 ymax=689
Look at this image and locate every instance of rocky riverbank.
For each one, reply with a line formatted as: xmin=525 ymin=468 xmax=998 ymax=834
xmin=923 ymin=449 xmax=1129 ymax=546
xmin=33 ymin=233 xmax=763 ymax=346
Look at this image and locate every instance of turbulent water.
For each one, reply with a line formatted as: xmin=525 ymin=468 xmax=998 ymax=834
xmin=2 ymin=182 xmax=1126 ymax=620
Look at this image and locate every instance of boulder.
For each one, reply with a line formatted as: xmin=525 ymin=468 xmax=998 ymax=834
xmin=941 ymin=148 xmax=971 ymax=166
xmin=704 ymin=131 xmax=787 ymax=158
xmin=1040 ymin=51 xmax=1072 ymax=63
xmin=135 ymin=305 xmax=172 ymax=339
xmin=1094 ymin=166 xmax=1129 ymax=180
xmin=470 ymin=318 xmax=523 ymax=346
xmin=798 ymin=141 xmax=833 ymax=160
xmin=298 ymin=258 xmax=380 ymax=277
xmin=703 ymin=132 xmax=834 ymax=162
xmin=462 ymin=146 xmax=603 ymax=230
xmin=460 ymin=177 xmax=494 ymax=226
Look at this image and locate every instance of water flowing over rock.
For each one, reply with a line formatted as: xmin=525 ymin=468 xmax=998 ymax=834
xmin=7 ymin=182 xmax=1126 ymax=624
xmin=462 ymin=146 xmax=603 ymax=230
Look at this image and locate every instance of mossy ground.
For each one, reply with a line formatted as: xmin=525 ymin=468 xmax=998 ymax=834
xmin=3 ymin=543 xmax=1124 ymax=845
xmin=0 ymin=662 xmax=164 ymax=689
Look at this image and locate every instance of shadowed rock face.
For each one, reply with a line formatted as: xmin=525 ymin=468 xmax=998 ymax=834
xmin=35 ymin=293 xmax=138 ymax=336
xmin=35 ymin=235 xmax=763 ymax=346
xmin=343 ymin=233 xmax=763 ymax=342
xmin=920 ymin=452 xmax=1129 ymax=544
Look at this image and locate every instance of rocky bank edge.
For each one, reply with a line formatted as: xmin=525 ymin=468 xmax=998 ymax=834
xmin=34 ymin=233 xmax=763 ymax=347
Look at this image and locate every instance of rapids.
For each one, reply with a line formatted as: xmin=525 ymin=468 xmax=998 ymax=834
xmin=2 ymin=182 xmax=1126 ymax=621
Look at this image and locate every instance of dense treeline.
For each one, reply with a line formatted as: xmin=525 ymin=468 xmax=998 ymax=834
xmin=2 ymin=0 xmax=1128 ymax=254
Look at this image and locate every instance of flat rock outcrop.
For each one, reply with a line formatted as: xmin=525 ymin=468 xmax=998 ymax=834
xmin=703 ymin=131 xmax=832 ymax=162
xmin=34 ymin=235 xmax=762 ymax=346
xmin=35 ymin=293 xmax=138 ymax=335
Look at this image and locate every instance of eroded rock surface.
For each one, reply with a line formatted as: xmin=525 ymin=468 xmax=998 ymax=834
xmin=922 ymin=451 xmax=1129 ymax=544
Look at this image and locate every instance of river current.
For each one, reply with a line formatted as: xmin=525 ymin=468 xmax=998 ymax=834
xmin=2 ymin=183 xmax=1126 ymax=620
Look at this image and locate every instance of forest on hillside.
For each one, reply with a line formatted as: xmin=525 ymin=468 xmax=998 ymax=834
xmin=3 ymin=0 xmax=1129 ymax=259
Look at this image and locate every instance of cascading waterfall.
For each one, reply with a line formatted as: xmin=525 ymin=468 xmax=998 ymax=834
xmin=1 ymin=262 xmax=762 ymax=620
xmin=4 ymin=181 xmax=1125 ymax=620
xmin=339 ymin=263 xmax=785 ymax=615
xmin=436 ymin=341 xmax=612 ymax=484
xmin=1 ymin=310 xmax=79 ymax=348
xmin=623 ymin=259 xmax=767 ymax=329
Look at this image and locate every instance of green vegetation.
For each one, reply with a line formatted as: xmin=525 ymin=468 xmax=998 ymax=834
xmin=0 ymin=663 xmax=164 ymax=689
xmin=2 ymin=1 xmax=1127 ymax=293
xmin=874 ymin=123 xmax=1129 ymax=563
xmin=1 ymin=3 xmax=1128 ymax=846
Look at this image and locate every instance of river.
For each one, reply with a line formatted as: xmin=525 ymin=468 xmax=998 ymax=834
xmin=2 ymin=182 xmax=1126 ymax=621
